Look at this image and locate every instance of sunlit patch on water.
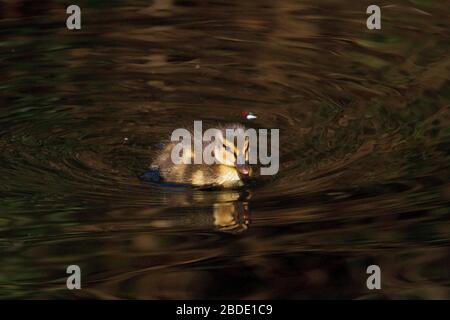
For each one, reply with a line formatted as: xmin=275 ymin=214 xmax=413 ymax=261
xmin=0 ymin=0 xmax=449 ymax=299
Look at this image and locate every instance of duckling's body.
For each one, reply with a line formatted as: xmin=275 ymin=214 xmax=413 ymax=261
xmin=151 ymin=123 xmax=252 ymax=188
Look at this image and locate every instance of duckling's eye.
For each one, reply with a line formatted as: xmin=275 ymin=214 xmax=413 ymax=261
xmin=222 ymin=144 xmax=231 ymax=152
xmin=223 ymin=144 xmax=237 ymax=160
xmin=223 ymin=144 xmax=235 ymax=156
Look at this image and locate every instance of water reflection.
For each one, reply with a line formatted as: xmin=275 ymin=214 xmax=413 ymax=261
xmin=151 ymin=185 xmax=252 ymax=232
xmin=213 ymin=201 xmax=249 ymax=232
xmin=0 ymin=0 xmax=449 ymax=299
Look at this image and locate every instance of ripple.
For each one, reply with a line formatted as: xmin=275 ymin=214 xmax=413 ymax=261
xmin=0 ymin=0 xmax=449 ymax=299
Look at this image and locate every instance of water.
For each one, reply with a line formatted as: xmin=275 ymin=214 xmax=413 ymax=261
xmin=0 ymin=0 xmax=449 ymax=299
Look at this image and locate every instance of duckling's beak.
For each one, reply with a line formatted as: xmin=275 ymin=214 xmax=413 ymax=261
xmin=236 ymin=164 xmax=251 ymax=177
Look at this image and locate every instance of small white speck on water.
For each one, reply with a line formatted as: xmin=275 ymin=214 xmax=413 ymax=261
xmin=195 ymin=64 xmax=200 ymax=69
xmin=244 ymin=112 xmax=257 ymax=120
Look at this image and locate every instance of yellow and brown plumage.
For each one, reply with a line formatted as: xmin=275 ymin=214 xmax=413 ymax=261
xmin=151 ymin=123 xmax=253 ymax=188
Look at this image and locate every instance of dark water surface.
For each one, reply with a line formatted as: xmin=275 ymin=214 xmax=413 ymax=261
xmin=1 ymin=0 xmax=449 ymax=299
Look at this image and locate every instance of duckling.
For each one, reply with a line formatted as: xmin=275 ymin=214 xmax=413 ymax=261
xmin=150 ymin=123 xmax=253 ymax=188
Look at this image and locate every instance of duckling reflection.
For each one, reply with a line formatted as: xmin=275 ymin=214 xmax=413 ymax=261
xmin=188 ymin=189 xmax=251 ymax=233
xmin=151 ymin=188 xmax=252 ymax=233
xmin=213 ymin=200 xmax=250 ymax=232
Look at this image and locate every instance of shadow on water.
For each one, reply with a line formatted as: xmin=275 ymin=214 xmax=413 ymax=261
xmin=0 ymin=0 xmax=449 ymax=298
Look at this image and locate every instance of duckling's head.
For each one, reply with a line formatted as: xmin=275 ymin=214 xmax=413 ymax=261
xmin=212 ymin=124 xmax=253 ymax=180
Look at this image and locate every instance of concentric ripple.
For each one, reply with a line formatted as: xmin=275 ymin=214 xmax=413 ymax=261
xmin=0 ymin=0 xmax=449 ymax=299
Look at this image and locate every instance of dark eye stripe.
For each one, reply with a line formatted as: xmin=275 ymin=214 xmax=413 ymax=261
xmin=222 ymin=144 xmax=236 ymax=159
xmin=223 ymin=144 xmax=232 ymax=152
